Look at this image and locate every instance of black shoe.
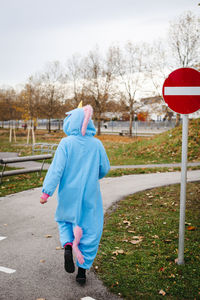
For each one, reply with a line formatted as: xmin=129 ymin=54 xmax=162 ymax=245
xmin=76 ymin=267 xmax=86 ymax=285
xmin=64 ymin=245 xmax=75 ymax=273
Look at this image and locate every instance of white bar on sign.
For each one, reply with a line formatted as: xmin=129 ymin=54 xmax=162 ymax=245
xmin=0 ymin=236 xmax=7 ymax=241
xmin=164 ymin=86 xmax=200 ymax=96
xmin=0 ymin=266 xmax=16 ymax=274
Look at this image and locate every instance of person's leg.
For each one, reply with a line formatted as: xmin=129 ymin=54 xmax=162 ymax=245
xmin=76 ymin=267 xmax=86 ymax=285
xmin=57 ymin=221 xmax=75 ymax=273
xmin=57 ymin=221 xmax=74 ymax=247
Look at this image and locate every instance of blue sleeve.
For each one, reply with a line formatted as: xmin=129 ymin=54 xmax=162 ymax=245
xmin=42 ymin=139 xmax=67 ymax=196
xmin=99 ymin=141 xmax=110 ymax=179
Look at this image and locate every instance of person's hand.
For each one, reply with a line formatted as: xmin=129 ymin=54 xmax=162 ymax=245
xmin=40 ymin=193 xmax=49 ymax=204
xmin=40 ymin=197 xmax=47 ymax=204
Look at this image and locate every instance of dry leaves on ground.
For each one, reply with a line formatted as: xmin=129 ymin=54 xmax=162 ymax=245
xmin=159 ymin=289 xmax=166 ymax=296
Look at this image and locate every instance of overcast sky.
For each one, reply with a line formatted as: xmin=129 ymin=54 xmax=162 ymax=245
xmin=0 ymin=0 xmax=199 ymax=87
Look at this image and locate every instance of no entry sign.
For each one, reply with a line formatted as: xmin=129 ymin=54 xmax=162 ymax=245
xmin=162 ymin=68 xmax=200 ymax=114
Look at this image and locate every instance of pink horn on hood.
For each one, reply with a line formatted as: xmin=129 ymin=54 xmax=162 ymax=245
xmin=81 ymin=105 xmax=93 ymax=136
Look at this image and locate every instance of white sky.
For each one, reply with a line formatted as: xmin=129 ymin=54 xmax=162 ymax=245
xmin=0 ymin=0 xmax=199 ymax=87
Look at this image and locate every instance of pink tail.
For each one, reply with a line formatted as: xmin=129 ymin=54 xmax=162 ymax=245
xmin=73 ymin=226 xmax=85 ymax=265
xmin=81 ymin=105 xmax=93 ymax=136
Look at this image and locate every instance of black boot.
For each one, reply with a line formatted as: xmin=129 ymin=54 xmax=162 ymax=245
xmin=76 ymin=267 xmax=86 ymax=285
xmin=64 ymin=245 xmax=75 ymax=273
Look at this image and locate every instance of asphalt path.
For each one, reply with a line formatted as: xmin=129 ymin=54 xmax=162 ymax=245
xmin=1 ymin=169 xmax=200 ymax=300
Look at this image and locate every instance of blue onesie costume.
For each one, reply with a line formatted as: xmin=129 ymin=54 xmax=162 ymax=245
xmin=42 ymin=105 xmax=110 ymax=270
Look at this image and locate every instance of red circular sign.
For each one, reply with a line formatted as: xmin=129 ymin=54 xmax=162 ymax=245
xmin=162 ymin=68 xmax=200 ymax=114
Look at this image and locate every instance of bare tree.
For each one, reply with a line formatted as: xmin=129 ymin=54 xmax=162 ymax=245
xmin=144 ymin=40 xmax=175 ymax=121
xmin=169 ymin=11 xmax=200 ymax=68
xmin=38 ymin=61 xmax=65 ymax=132
xmin=0 ymin=88 xmax=20 ymax=124
xmin=17 ymin=76 xmax=41 ymax=128
xmin=65 ymin=54 xmax=85 ymax=108
xmin=112 ymin=42 xmax=144 ymax=136
xmin=82 ymin=46 xmax=115 ymax=135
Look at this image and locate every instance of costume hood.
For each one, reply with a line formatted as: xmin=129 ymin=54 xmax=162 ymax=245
xmin=63 ymin=105 xmax=96 ymax=136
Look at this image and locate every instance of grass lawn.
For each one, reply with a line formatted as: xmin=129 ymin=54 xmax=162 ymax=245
xmin=0 ymin=172 xmax=46 ymax=197
xmin=100 ymin=119 xmax=200 ymax=165
xmin=0 ymin=118 xmax=200 ymax=165
xmin=94 ymin=182 xmax=200 ymax=299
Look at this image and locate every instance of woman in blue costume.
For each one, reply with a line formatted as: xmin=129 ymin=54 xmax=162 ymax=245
xmin=40 ymin=104 xmax=110 ymax=284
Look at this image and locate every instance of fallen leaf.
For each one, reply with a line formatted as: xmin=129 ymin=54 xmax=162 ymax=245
xmin=123 ymin=220 xmax=131 ymax=226
xmin=132 ymin=235 xmax=144 ymax=240
xmin=56 ymin=246 xmax=62 ymax=250
xmin=112 ymin=249 xmax=124 ymax=255
xmin=40 ymin=259 xmax=45 ymax=263
xmin=45 ymin=234 xmax=52 ymax=238
xmin=159 ymin=289 xmax=166 ymax=296
xmin=187 ymin=226 xmax=196 ymax=231
xmin=128 ymin=230 xmax=135 ymax=233
xmin=117 ymin=249 xmax=124 ymax=254
xmin=174 ymin=258 xmax=178 ymax=264
xmin=130 ymin=240 xmax=141 ymax=245
xmin=164 ymin=239 xmax=172 ymax=243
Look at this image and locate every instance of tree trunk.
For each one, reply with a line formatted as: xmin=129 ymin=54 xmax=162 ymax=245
xmin=129 ymin=112 xmax=133 ymax=136
xmin=97 ymin=111 xmax=101 ymax=136
xmin=48 ymin=118 xmax=51 ymax=133
xmin=175 ymin=114 xmax=181 ymax=127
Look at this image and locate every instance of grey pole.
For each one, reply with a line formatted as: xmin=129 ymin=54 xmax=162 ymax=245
xmin=177 ymin=114 xmax=189 ymax=265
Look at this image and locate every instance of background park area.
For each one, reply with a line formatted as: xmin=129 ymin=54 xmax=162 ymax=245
xmin=0 ymin=118 xmax=200 ymax=299
xmin=0 ymin=3 xmax=200 ymax=298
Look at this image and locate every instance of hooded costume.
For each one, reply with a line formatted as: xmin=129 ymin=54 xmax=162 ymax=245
xmin=42 ymin=105 xmax=110 ymax=269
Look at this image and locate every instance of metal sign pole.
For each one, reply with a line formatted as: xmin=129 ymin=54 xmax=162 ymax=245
xmin=177 ymin=114 xmax=189 ymax=265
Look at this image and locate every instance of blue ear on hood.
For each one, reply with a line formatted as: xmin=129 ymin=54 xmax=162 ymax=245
xmin=63 ymin=108 xmax=96 ymax=136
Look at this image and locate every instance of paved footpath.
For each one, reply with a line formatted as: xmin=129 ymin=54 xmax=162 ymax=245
xmin=0 ymin=169 xmax=200 ymax=300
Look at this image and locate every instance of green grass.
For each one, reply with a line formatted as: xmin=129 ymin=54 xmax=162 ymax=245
xmin=94 ymin=182 xmax=200 ymax=299
xmin=0 ymin=171 xmax=46 ymax=197
xmin=102 ymin=119 xmax=200 ymax=165
xmin=1 ymin=119 xmax=200 ymax=165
